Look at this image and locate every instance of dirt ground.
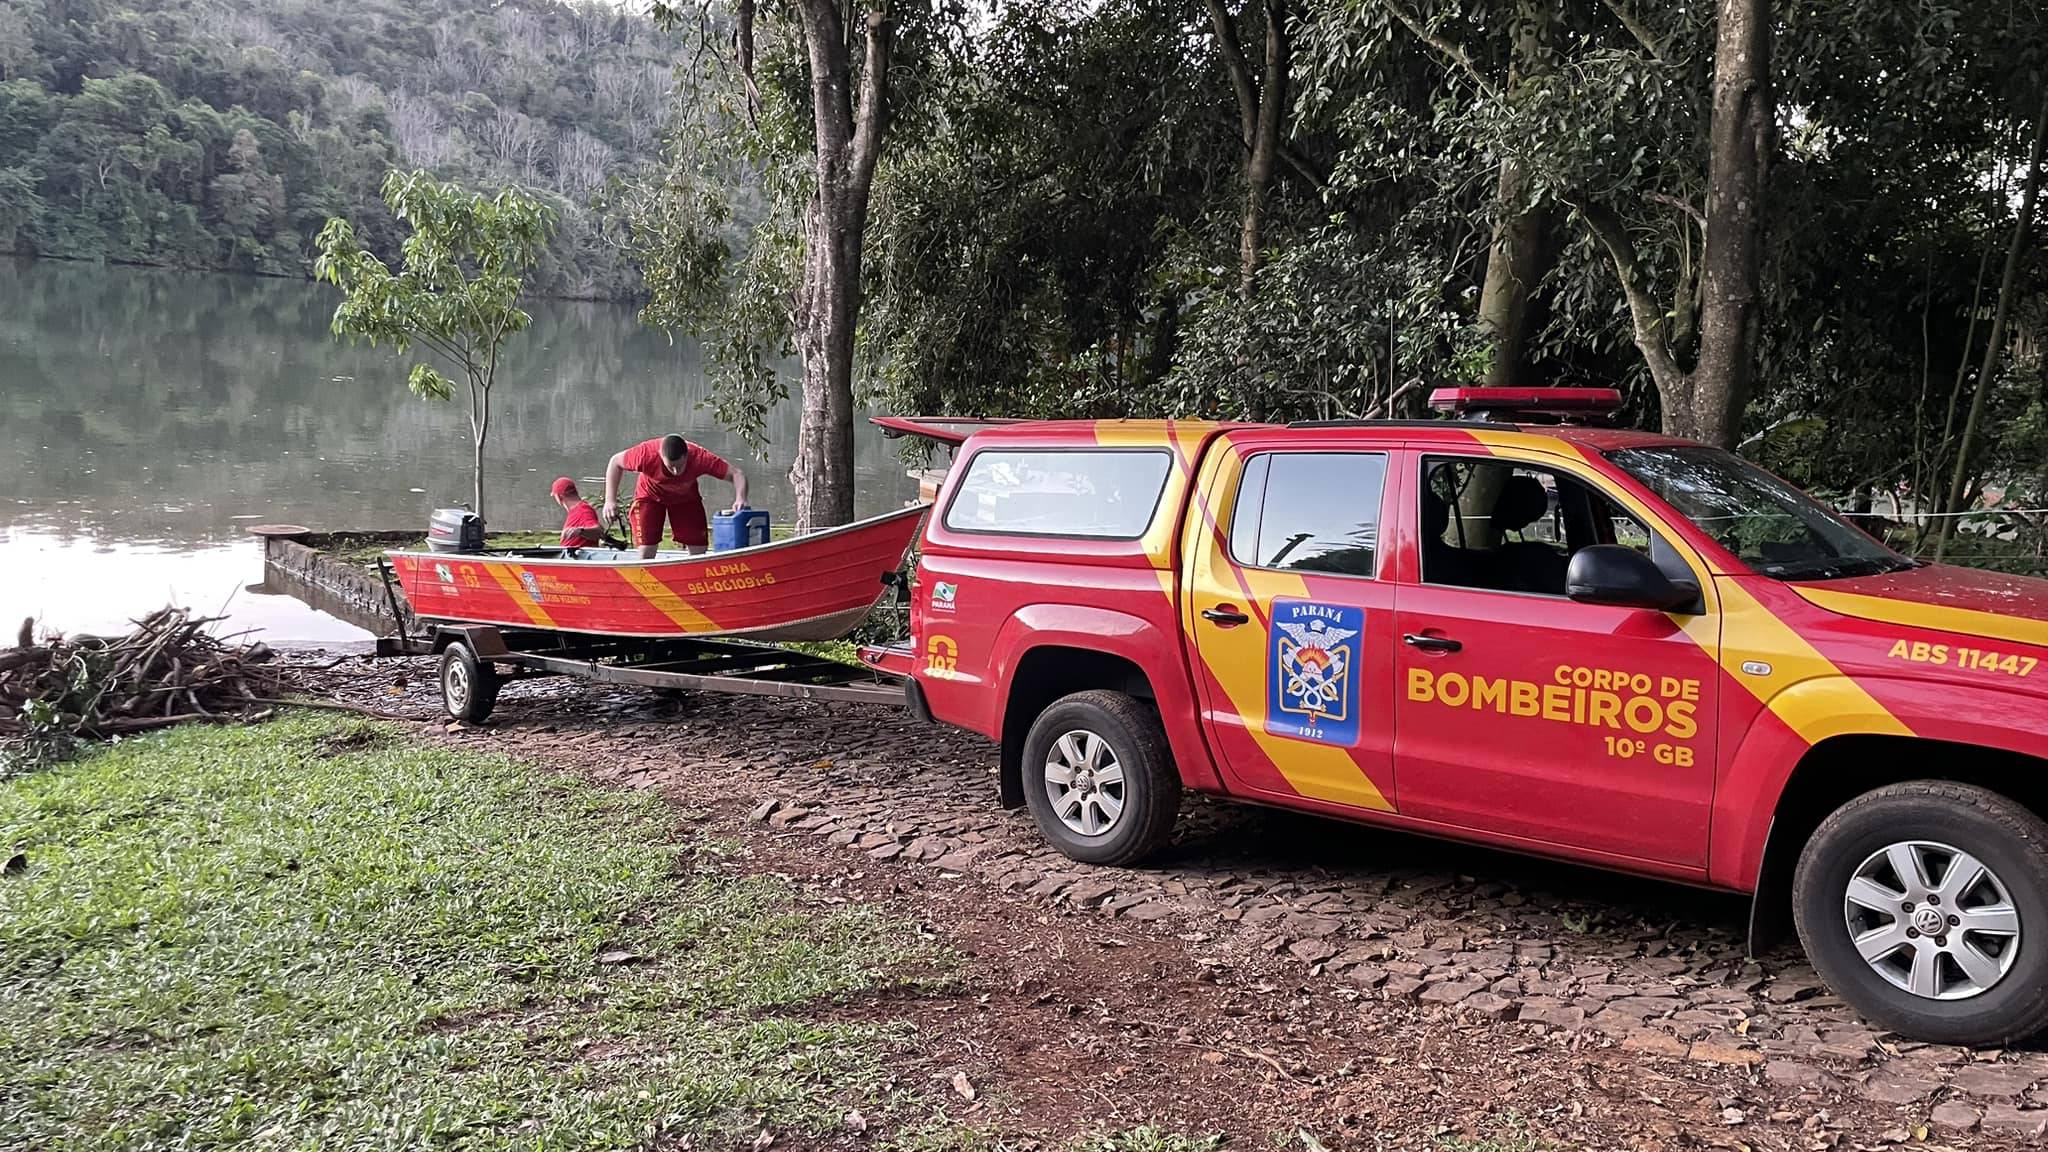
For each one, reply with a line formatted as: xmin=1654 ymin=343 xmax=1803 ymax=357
xmin=289 ymin=651 xmax=2048 ymax=1150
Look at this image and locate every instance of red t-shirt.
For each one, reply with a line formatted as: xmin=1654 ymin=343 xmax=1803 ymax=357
xmin=559 ymin=500 xmax=601 ymax=546
xmin=620 ymin=438 xmax=731 ymax=509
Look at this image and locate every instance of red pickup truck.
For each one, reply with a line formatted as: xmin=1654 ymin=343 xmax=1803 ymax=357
xmin=881 ymin=391 xmax=2048 ymax=1046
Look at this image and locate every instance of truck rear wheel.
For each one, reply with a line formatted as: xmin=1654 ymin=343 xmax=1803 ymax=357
xmin=439 ymin=641 xmax=500 ymax=724
xmin=1021 ymin=690 xmax=1180 ymax=866
xmin=1793 ymin=781 xmax=2048 ymax=1045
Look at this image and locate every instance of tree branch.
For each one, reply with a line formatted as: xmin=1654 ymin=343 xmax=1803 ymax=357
xmin=848 ymin=3 xmax=890 ymax=196
xmin=1363 ymin=377 xmax=1425 ymax=419
xmin=1568 ymin=196 xmax=1683 ymax=392
xmin=1378 ymin=0 xmax=1498 ymax=99
xmin=734 ymin=0 xmax=762 ymax=129
xmin=1598 ymin=0 xmax=1664 ymax=61
xmin=1937 ymin=84 xmax=2048 ymax=551
xmin=1648 ymin=191 xmax=1706 ymax=230
xmin=1204 ymin=0 xmax=1260 ymax=152
xmin=1203 ymin=1 xmax=1322 ymax=191
xmin=413 ymin=330 xmax=470 ymax=372
xmin=1280 ymin=142 xmax=1325 ymax=190
xmin=1257 ymin=0 xmax=1287 ymax=160
xmin=796 ymin=0 xmax=855 ymax=163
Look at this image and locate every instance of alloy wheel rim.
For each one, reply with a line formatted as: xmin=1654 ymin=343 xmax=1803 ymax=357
xmin=1842 ymin=839 xmax=2020 ymax=1001
xmin=1044 ymin=729 xmax=1126 ymax=838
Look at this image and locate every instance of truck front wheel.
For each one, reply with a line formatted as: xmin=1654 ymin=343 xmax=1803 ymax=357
xmin=1021 ymin=690 xmax=1181 ymax=866
xmin=1793 ymin=781 xmax=2048 ymax=1045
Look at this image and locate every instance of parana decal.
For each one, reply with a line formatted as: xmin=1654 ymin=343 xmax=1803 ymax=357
xmin=1266 ymin=599 xmax=1363 ymax=747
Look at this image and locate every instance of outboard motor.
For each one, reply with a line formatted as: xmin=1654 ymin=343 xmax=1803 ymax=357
xmin=426 ymin=508 xmax=484 ymax=553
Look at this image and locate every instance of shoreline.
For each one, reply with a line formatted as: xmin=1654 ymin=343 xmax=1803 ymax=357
xmin=0 ymin=250 xmax=636 ymax=305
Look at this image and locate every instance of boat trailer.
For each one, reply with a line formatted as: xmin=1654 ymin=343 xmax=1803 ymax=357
xmin=379 ymin=624 xmax=913 ymax=724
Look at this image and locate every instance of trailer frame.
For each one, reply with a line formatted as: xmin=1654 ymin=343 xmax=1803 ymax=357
xmin=379 ymin=623 xmax=909 ymax=722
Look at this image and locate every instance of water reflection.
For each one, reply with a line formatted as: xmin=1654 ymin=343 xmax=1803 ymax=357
xmin=0 ymin=258 xmax=917 ymax=638
xmin=0 ymin=528 xmax=371 ymax=642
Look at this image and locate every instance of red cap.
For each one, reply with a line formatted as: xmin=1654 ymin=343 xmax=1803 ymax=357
xmin=550 ymin=477 xmax=578 ymax=500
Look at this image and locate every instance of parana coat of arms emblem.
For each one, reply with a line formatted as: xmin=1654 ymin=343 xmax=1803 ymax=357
xmin=1266 ymin=599 xmax=1364 ymax=746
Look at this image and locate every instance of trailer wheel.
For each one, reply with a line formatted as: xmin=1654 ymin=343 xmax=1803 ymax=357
xmin=1021 ymin=690 xmax=1180 ymax=866
xmin=439 ymin=641 xmax=500 ymax=724
xmin=1793 ymin=781 xmax=2048 ymax=1045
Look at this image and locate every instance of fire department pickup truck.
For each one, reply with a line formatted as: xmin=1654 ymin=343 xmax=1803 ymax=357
xmin=874 ymin=391 xmax=2048 ymax=1045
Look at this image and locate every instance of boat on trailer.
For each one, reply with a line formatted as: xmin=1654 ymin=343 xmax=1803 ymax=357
xmin=370 ymin=419 xmax=999 ymax=721
xmin=386 ymin=504 xmax=927 ymax=642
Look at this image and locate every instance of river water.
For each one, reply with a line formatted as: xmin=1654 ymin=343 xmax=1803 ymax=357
xmin=0 ymin=258 xmax=917 ymax=642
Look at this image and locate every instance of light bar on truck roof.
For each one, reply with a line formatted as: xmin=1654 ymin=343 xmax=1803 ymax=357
xmin=1427 ymin=387 xmax=1624 ymax=420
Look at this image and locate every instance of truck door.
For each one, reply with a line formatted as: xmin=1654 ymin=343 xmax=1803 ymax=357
xmin=1391 ymin=449 xmax=1720 ymax=867
xmin=1182 ymin=431 xmax=1401 ymax=814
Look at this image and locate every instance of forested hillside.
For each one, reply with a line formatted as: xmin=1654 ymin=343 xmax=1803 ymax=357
xmin=0 ymin=0 xmax=672 ymax=296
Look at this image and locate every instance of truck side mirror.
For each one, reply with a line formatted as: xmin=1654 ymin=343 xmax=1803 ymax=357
xmin=1566 ymin=544 xmax=1702 ymax=614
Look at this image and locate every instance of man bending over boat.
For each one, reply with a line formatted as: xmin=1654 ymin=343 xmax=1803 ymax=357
xmin=602 ymin=434 xmax=750 ymax=559
xmin=551 ymin=477 xmax=604 ymax=548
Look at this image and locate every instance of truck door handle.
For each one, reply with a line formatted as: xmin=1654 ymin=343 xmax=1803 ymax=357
xmin=1403 ymin=632 xmax=1462 ymax=653
xmin=1201 ymin=605 xmax=1251 ymax=627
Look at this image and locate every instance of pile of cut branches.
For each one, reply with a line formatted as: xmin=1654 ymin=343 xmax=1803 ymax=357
xmin=3 ymin=608 xmax=287 ymax=773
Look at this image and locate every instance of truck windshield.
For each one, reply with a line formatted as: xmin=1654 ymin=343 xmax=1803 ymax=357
xmin=1607 ymin=446 xmax=1913 ymax=581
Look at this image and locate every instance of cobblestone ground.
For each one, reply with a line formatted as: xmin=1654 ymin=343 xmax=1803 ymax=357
xmin=298 ymin=652 xmax=2048 ymax=1146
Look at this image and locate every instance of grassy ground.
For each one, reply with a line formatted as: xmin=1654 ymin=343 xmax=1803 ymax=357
xmin=0 ymin=715 xmax=949 ymax=1151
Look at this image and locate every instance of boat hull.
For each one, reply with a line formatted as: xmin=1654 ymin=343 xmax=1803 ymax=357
xmin=388 ymin=505 xmax=926 ymax=641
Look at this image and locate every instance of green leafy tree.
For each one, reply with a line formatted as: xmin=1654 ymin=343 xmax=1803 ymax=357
xmin=314 ymin=169 xmax=554 ymax=523
xmin=634 ymin=0 xmax=972 ymax=530
xmin=862 ymin=0 xmax=1233 ymax=420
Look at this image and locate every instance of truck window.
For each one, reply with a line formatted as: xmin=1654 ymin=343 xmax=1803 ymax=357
xmin=941 ymin=448 xmax=1172 ymax=539
xmin=1228 ymin=452 xmax=1386 ymax=577
xmin=1421 ymin=456 xmax=1676 ymax=596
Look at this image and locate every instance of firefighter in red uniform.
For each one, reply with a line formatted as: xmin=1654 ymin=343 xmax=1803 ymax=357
xmin=551 ymin=477 xmax=603 ymax=548
xmin=601 ymin=434 xmax=750 ymax=558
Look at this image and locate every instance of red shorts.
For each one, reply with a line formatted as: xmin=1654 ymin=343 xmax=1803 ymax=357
xmin=631 ymin=498 xmax=707 ymax=548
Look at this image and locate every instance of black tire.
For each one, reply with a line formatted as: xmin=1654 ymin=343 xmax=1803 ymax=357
xmin=439 ymin=641 xmax=500 ymax=724
xmin=1020 ymin=690 xmax=1180 ymax=866
xmin=1793 ymin=780 xmax=2048 ymax=1045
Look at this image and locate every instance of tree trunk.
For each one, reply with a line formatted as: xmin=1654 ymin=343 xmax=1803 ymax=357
xmin=793 ymin=195 xmax=860 ymax=529
xmin=1934 ymin=88 xmax=2048 ymax=559
xmin=1140 ymin=295 xmax=1179 ymax=389
xmin=1241 ymin=0 xmax=1286 ymax=299
xmin=471 ymin=392 xmax=488 ymax=524
xmin=1476 ymin=160 xmax=1555 ymax=388
xmin=1685 ymin=0 xmax=1771 ymax=449
xmin=472 ymin=434 xmax=486 ymax=524
xmin=1208 ymin=0 xmax=1290 ymax=301
xmin=786 ymin=0 xmax=889 ymax=531
xmin=1476 ymin=3 xmax=1557 ymax=388
xmin=1574 ymin=0 xmax=1770 ymax=449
